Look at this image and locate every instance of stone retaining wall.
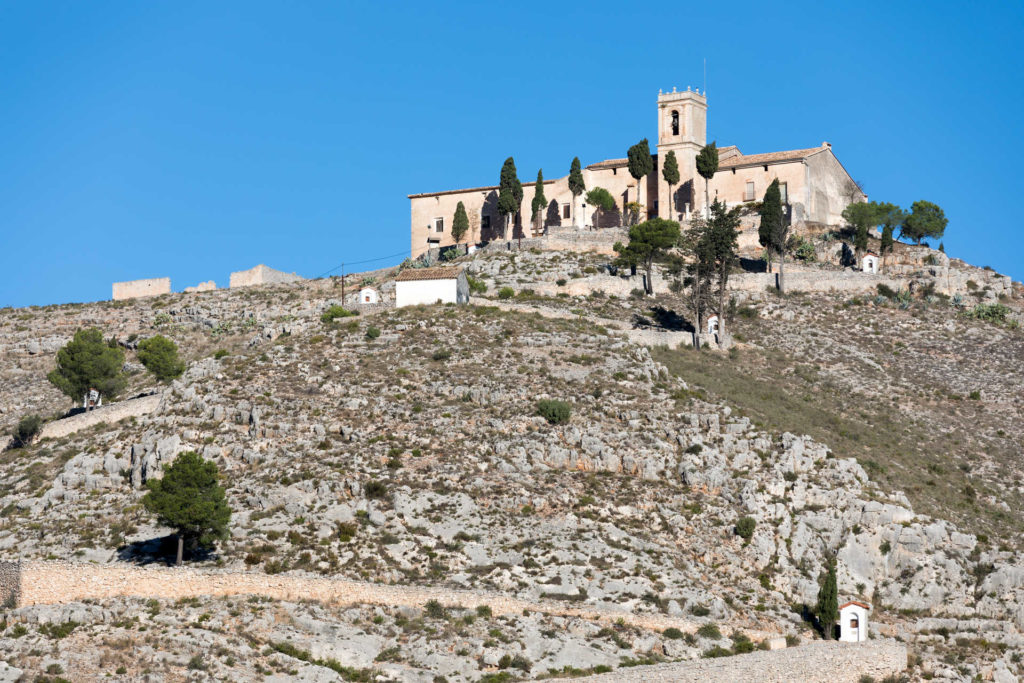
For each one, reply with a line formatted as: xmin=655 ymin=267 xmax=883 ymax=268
xmin=16 ymin=562 xmax=720 ymax=636
xmin=0 ymin=561 xmax=20 ymax=608
xmin=548 ymin=639 xmax=908 ymax=683
xmin=35 ymin=394 xmax=162 ymax=442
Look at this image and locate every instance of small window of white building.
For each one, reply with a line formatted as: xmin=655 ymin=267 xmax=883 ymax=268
xmin=562 ymin=203 xmax=571 ymax=219
xmin=433 ymin=217 xmax=444 ymax=233
xmin=744 ymin=181 xmax=755 ymax=201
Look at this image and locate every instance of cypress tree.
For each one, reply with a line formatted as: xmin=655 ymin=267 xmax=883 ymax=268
xmin=627 ymin=139 xmax=653 ymax=220
xmin=880 ymin=224 xmax=894 ymax=267
xmin=531 ymin=170 xmax=547 ymax=235
xmin=567 ymin=157 xmax=585 ymax=226
xmin=452 ymin=201 xmax=469 ymax=246
xmin=696 ymin=142 xmax=719 ymax=218
xmin=704 ymin=200 xmax=742 ymax=347
xmin=662 ymin=150 xmax=680 ymax=219
xmin=497 ymin=157 xmax=522 ymax=240
xmin=816 ymin=559 xmax=839 ymax=639
xmin=759 ymin=179 xmax=785 ymax=282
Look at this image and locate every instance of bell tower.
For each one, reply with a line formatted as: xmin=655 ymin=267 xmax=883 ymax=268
xmin=656 ymin=87 xmax=707 ymax=220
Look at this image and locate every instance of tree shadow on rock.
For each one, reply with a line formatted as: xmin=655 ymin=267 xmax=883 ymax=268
xmin=116 ymin=534 xmax=215 ymax=566
xmin=633 ymin=306 xmax=695 ymax=333
xmin=740 ymin=257 xmax=767 ymax=273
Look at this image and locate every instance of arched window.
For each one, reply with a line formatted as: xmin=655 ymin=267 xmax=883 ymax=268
xmin=671 ymin=111 xmax=680 ymax=136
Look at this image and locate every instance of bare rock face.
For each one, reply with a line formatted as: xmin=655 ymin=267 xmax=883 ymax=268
xmin=0 ymin=248 xmax=1021 ymax=681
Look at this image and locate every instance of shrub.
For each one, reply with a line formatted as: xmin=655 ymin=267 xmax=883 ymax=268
xmin=467 ymin=275 xmax=487 ymax=294
xmin=880 ymin=540 xmax=891 ymax=555
xmin=12 ymin=414 xmax=42 ymax=448
xmin=39 ymin=621 xmax=79 ymax=639
xmin=735 ymin=516 xmax=756 ymax=541
xmin=663 ymin=627 xmax=684 ymax=639
xmin=424 ymin=600 xmax=446 ymax=619
xmin=876 ymin=283 xmax=898 ymax=300
xmin=556 ymin=278 xmax=567 ymax=286
xmin=497 ymin=287 xmax=515 ymax=300
xmin=536 ymin=399 xmax=571 ymax=424
xmin=697 ymin=623 xmax=722 ymax=640
xmin=689 ymin=604 xmax=710 ymax=617
xmin=365 ymin=326 xmax=381 ymax=340
xmin=213 ymin=349 xmax=229 ymax=359
xmin=364 ymin=480 xmax=387 ymax=499
xmin=321 ymin=305 xmax=358 ymax=323
xmin=967 ymin=303 xmax=1010 ymax=324
xmin=969 ymin=390 xmax=981 ymax=400
xmin=431 ymin=348 xmax=452 ymax=361
xmin=137 ymin=335 xmax=186 ymax=381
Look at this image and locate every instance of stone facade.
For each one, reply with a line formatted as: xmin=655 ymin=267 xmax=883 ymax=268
xmin=409 ymin=86 xmax=863 ymax=258
xmin=229 ymin=264 xmax=303 ymax=289
xmin=112 ymin=277 xmax=170 ymax=301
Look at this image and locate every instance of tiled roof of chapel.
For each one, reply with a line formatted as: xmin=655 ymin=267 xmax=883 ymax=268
xmin=394 ymin=266 xmax=464 ymax=282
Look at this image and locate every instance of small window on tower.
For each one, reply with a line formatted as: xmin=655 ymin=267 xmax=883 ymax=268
xmin=671 ymin=110 xmax=679 ymax=136
xmin=562 ymin=203 xmax=571 ymax=220
xmin=744 ymin=181 xmax=755 ymax=201
xmin=433 ymin=217 xmax=444 ymax=233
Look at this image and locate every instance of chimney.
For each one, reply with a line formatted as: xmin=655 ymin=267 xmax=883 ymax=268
xmin=822 ymin=141 xmax=832 ymax=148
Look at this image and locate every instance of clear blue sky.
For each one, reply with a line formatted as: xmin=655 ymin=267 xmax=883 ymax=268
xmin=2 ymin=1 xmax=1022 ymax=307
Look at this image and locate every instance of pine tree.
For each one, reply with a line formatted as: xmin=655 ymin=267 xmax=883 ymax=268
xmin=661 ymin=150 xmax=680 ymax=220
xmin=497 ymin=157 xmax=522 ymax=240
xmin=901 ymin=200 xmax=948 ymax=245
xmin=530 ymin=170 xmax=547 ymax=235
xmin=47 ymin=328 xmax=126 ymax=404
xmin=842 ymin=202 xmax=881 ymax=269
xmin=615 ymin=217 xmax=680 ymax=295
xmin=816 ymin=559 xmax=839 ymax=639
xmin=452 ymin=201 xmax=469 ymax=246
xmin=627 ymin=139 xmax=653 ymax=223
xmin=142 ymin=451 xmax=231 ymax=565
xmin=137 ymin=335 xmax=185 ymax=382
xmin=585 ymin=187 xmax=616 ymax=228
xmin=880 ymin=224 xmax=894 ymax=271
xmin=696 ymin=142 xmax=719 ymax=218
xmin=567 ymin=157 xmax=585 ymax=226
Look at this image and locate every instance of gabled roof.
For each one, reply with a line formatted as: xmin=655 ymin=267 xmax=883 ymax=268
xmin=839 ymin=600 xmax=871 ymax=611
xmin=587 ymin=158 xmax=628 ymax=170
xmin=395 ymin=266 xmax=464 ymax=282
xmin=718 ymin=144 xmax=831 ymax=170
xmin=716 ymin=145 xmax=742 ymax=161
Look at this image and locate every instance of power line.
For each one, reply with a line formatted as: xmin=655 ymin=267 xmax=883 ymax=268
xmin=315 ymin=249 xmax=409 ymax=280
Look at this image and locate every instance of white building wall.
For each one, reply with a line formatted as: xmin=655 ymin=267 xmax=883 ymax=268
xmin=839 ymin=604 xmax=869 ymax=643
xmin=395 ymin=279 xmax=458 ymax=307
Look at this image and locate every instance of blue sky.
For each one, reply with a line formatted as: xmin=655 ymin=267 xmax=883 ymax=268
xmin=2 ymin=1 xmax=1022 ymax=307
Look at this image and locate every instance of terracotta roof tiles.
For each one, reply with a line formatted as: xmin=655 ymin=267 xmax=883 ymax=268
xmin=394 ymin=266 xmax=464 ymax=282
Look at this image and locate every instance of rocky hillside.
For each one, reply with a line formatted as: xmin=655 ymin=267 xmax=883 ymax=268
xmin=0 ymin=247 xmax=1022 ymax=682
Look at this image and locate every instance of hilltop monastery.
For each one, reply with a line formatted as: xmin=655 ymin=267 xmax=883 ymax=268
xmin=409 ymin=87 xmax=866 ymax=258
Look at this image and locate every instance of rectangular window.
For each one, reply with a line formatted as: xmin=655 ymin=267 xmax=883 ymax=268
xmin=779 ymin=182 xmax=788 ymax=204
xmin=562 ymin=203 xmax=570 ymax=219
xmin=744 ymin=181 xmax=755 ymax=201
xmin=433 ymin=217 xmax=444 ymax=233
xmin=481 ymin=215 xmax=490 ymax=231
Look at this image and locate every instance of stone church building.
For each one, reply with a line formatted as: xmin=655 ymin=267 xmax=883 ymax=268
xmin=409 ymin=87 xmax=865 ymax=258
